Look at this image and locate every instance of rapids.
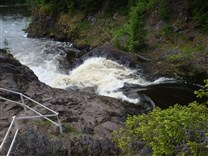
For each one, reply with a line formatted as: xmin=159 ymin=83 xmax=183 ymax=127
xmin=0 ymin=6 xmax=200 ymax=108
xmin=52 ymin=57 xmax=172 ymax=103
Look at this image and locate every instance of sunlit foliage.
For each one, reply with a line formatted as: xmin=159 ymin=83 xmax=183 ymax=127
xmin=112 ymin=80 xmax=208 ymax=155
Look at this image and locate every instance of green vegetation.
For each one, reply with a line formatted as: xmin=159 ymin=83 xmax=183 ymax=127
xmin=26 ymin=0 xmax=208 ymax=51
xmin=112 ymin=80 xmax=208 ymax=155
xmin=167 ymin=44 xmax=205 ymax=63
xmin=189 ymin=0 xmax=208 ymax=32
xmin=75 ymin=21 xmax=91 ymax=31
xmin=113 ymin=1 xmax=147 ymax=51
xmin=25 ymin=0 xmax=207 ymax=80
xmin=35 ymin=119 xmax=52 ymax=127
xmin=64 ymin=123 xmax=77 ymax=133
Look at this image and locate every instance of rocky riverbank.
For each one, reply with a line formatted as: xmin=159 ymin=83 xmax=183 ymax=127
xmin=0 ymin=49 xmax=153 ymax=155
xmin=25 ymin=1 xmax=208 ymax=84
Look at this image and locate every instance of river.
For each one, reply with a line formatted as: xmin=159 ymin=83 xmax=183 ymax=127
xmin=0 ymin=6 xmax=200 ymax=109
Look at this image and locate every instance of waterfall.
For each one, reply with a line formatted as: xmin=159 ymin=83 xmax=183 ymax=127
xmin=52 ymin=57 xmax=172 ymax=103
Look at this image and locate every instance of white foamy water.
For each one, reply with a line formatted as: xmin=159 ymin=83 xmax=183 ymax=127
xmin=0 ymin=10 xmax=71 ymax=86
xmin=1 ymin=7 xmax=174 ymax=104
xmin=52 ymin=57 xmax=172 ymax=103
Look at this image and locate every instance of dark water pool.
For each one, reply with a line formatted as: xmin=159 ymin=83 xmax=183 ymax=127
xmin=138 ymin=82 xmax=203 ymax=109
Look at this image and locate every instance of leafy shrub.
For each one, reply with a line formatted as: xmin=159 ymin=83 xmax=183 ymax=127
xmin=113 ymin=1 xmax=147 ymax=51
xmin=113 ymin=24 xmax=131 ymax=51
xmin=189 ymin=0 xmax=208 ymax=32
xmin=112 ymin=80 xmax=208 ymax=155
xmin=76 ymin=21 xmax=91 ymax=31
xmin=113 ymin=0 xmax=172 ymax=52
xmin=195 ymin=79 xmax=208 ymax=99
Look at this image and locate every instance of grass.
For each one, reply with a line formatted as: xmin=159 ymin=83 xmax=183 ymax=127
xmin=64 ymin=123 xmax=77 ymax=133
xmin=35 ymin=119 xmax=52 ymax=127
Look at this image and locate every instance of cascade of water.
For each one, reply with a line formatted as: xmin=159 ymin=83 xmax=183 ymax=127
xmin=1 ymin=9 xmax=72 ymax=86
xmin=2 ymin=7 xmax=198 ymax=108
xmin=1 ymin=7 xmax=175 ymax=104
xmin=52 ymin=57 xmax=172 ymax=103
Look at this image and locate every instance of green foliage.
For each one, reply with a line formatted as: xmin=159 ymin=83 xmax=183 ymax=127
xmin=167 ymin=43 xmax=205 ymax=64
xmin=112 ymin=80 xmax=208 ymax=155
xmin=64 ymin=123 xmax=77 ymax=133
xmin=194 ymin=79 xmax=208 ymax=100
xmin=113 ymin=1 xmax=147 ymax=51
xmin=113 ymin=0 xmax=172 ymax=52
xmin=76 ymin=21 xmax=91 ymax=31
xmin=113 ymin=25 xmax=131 ymax=51
xmin=189 ymin=0 xmax=208 ymax=32
xmin=35 ymin=119 xmax=52 ymax=127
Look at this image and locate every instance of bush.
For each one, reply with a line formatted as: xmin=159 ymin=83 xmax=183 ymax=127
xmin=189 ymin=0 xmax=208 ymax=32
xmin=112 ymin=80 xmax=208 ymax=155
xmin=113 ymin=1 xmax=147 ymax=51
xmin=113 ymin=25 xmax=131 ymax=51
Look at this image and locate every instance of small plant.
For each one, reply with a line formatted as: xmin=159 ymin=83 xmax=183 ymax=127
xmin=64 ymin=123 xmax=77 ymax=133
xmin=35 ymin=119 xmax=52 ymax=128
xmin=112 ymin=80 xmax=208 ymax=155
xmin=195 ymin=79 xmax=208 ymax=99
xmin=76 ymin=21 xmax=91 ymax=31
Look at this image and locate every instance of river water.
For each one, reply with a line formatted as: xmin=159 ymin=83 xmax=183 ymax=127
xmin=0 ymin=6 xmax=200 ymax=109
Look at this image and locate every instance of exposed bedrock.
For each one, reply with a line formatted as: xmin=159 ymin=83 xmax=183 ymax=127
xmin=0 ymin=49 xmax=151 ymax=155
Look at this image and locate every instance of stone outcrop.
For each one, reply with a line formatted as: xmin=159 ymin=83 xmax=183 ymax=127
xmin=0 ymin=49 xmax=126 ymax=155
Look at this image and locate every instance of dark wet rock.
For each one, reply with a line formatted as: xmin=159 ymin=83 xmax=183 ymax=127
xmin=130 ymin=141 xmax=152 ymax=156
xmin=0 ymin=50 xmax=39 ymax=92
xmin=69 ymin=135 xmax=120 ymax=156
xmin=70 ymin=44 xmax=158 ymax=82
xmin=4 ymin=128 xmax=68 ymax=156
xmin=0 ymin=49 xmax=128 ymax=155
xmin=74 ymin=44 xmax=151 ymax=69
